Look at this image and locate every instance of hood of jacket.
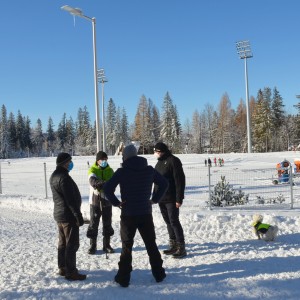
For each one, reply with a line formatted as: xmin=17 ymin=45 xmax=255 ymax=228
xmin=122 ymin=155 xmax=148 ymax=171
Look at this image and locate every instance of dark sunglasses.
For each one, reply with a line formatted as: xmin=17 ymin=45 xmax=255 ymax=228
xmin=154 ymin=149 xmax=161 ymax=153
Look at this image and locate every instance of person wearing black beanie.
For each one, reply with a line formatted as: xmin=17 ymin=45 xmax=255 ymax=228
xmin=56 ymin=152 xmax=72 ymax=166
xmin=153 ymin=142 xmax=187 ymax=258
xmin=50 ymin=153 xmax=86 ymax=281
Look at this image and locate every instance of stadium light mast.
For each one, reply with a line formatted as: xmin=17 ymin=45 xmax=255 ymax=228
xmin=61 ymin=5 xmax=101 ymax=152
xmin=236 ymin=40 xmax=253 ymax=153
xmin=97 ymin=68 xmax=108 ymax=153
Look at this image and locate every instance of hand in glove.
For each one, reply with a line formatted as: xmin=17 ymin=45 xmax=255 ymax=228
xmin=74 ymin=213 xmax=84 ymax=227
xmin=118 ymin=201 xmax=126 ymax=209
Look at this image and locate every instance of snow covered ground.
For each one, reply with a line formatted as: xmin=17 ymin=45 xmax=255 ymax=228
xmin=1 ymin=152 xmax=300 ymax=300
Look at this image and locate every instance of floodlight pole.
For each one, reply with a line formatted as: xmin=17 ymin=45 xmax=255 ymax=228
xmin=98 ymin=69 xmax=108 ymax=153
xmin=236 ymin=40 xmax=253 ymax=153
xmin=61 ymin=5 xmax=101 ymax=152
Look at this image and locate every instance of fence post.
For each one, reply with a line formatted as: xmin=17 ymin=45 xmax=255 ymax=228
xmin=208 ymin=164 xmax=212 ymax=210
xmin=290 ymin=163 xmax=294 ymax=209
xmin=0 ymin=161 xmax=2 ymax=194
xmin=44 ymin=162 xmax=48 ymax=199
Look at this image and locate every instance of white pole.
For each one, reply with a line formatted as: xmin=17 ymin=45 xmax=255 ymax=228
xmin=102 ymin=80 xmax=106 ymax=152
xmin=244 ymin=57 xmax=252 ymax=153
xmin=92 ymin=18 xmax=101 ymax=152
xmin=44 ymin=162 xmax=48 ymax=199
xmin=208 ymin=164 xmax=212 ymax=210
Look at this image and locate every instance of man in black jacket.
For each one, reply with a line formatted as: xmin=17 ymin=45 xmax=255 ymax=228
xmin=153 ymin=142 xmax=187 ymax=258
xmin=50 ymin=152 xmax=86 ymax=281
xmin=104 ymin=144 xmax=169 ymax=287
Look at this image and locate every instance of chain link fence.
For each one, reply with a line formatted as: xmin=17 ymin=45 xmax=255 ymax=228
xmin=1 ymin=155 xmax=299 ymax=210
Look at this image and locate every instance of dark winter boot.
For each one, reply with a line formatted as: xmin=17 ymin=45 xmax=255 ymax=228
xmin=172 ymin=242 xmax=187 ymax=258
xmin=163 ymin=239 xmax=177 ymax=255
xmin=103 ymin=236 xmax=115 ymax=253
xmin=88 ymin=239 xmax=97 ymax=255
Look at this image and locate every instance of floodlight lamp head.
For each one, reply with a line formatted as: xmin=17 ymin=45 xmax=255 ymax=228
xmin=236 ymin=40 xmax=253 ymax=59
xmin=61 ymin=5 xmax=83 ymax=16
xmin=97 ymin=71 xmax=108 ymax=83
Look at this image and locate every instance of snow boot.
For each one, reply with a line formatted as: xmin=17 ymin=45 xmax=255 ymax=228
xmin=163 ymin=239 xmax=177 ymax=255
xmin=88 ymin=238 xmax=97 ymax=255
xmin=103 ymin=236 xmax=115 ymax=253
xmin=58 ymin=268 xmax=66 ymax=276
xmin=65 ymin=272 xmax=87 ymax=281
xmin=172 ymin=242 xmax=187 ymax=258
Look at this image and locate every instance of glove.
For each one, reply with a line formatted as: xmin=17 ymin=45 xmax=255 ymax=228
xmin=75 ymin=213 xmax=84 ymax=227
xmin=118 ymin=201 xmax=126 ymax=209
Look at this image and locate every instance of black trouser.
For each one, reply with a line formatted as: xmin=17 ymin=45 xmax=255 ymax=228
xmin=159 ymin=202 xmax=185 ymax=243
xmin=57 ymin=222 xmax=79 ymax=276
xmin=117 ymin=214 xmax=165 ymax=283
xmin=86 ymin=204 xmax=114 ymax=239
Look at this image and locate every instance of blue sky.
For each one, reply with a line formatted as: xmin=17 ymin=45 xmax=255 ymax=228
xmin=1 ymin=0 xmax=300 ymax=130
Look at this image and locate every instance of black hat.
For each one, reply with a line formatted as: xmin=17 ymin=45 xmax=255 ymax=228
xmin=56 ymin=152 xmax=72 ymax=166
xmin=122 ymin=144 xmax=137 ymax=161
xmin=154 ymin=142 xmax=169 ymax=153
xmin=96 ymin=151 xmax=108 ymax=161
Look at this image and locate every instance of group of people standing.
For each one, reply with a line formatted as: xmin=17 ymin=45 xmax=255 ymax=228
xmin=49 ymin=142 xmax=186 ymax=287
xmin=205 ymin=157 xmax=225 ymax=167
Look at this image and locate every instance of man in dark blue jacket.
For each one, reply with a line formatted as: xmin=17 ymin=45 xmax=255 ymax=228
xmin=104 ymin=144 xmax=169 ymax=287
xmin=50 ymin=152 xmax=86 ymax=281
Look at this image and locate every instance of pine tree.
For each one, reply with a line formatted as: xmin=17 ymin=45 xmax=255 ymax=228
xmin=66 ymin=117 xmax=76 ymax=154
xmin=7 ymin=112 xmax=17 ymax=156
xmin=203 ymin=104 xmax=216 ymax=153
xmin=182 ymin=118 xmax=192 ymax=153
xmin=170 ymin=104 xmax=182 ymax=152
xmin=271 ymin=87 xmax=285 ymax=151
xmin=24 ymin=116 xmax=32 ymax=157
xmin=46 ymin=117 xmax=55 ymax=156
xmin=57 ymin=113 xmax=67 ymax=151
xmin=262 ymin=87 xmax=273 ymax=151
xmin=106 ymin=98 xmax=117 ymax=155
xmin=16 ymin=110 xmax=26 ymax=154
xmin=216 ymin=93 xmax=232 ymax=153
xmin=120 ymin=108 xmax=129 ymax=145
xmin=234 ymin=99 xmax=247 ymax=152
xmin=191 ymin=110 xmax=202 ymax=153
xmin=252 ymin=89 xmax=273 ymax=152
xmin=133 ymin=95 xmax=149 ymax=153
xmin=75 ymin=106 xmax=94 ymax=154
xmin=0 ymin=105 xmax=9 ymax=158
xmin=160 ymin=92 xmax=173 ymax=146
xmin=159 ymin=92 xmax=181 ymax=151
xmin=32 ymin=118 xmax=44 ymax=156
xmin=152 ymin=104 xmax=160 ymax=143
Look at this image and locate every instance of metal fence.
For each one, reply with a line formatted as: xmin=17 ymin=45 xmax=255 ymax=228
xmin=1 ymin=155 xmax=299 ymax=210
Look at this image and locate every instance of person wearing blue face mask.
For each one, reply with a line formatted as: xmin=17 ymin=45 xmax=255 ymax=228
xmin=50 ymin=152 xmax=86 ymax=281
xmin=86 ymin=151 xmax=115 ymax=255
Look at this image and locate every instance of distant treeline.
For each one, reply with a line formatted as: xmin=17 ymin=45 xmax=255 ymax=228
xmin=0 ymin=87 xmax=298 ymax=158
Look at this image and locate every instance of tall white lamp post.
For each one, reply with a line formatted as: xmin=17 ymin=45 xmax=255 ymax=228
xmin=236 ymin=40 xmax=253 ymax=153
xmin=61 ymin=5 xmax=101 ymax=152
xmin=97 ymin=68 xmax=108 ymax=152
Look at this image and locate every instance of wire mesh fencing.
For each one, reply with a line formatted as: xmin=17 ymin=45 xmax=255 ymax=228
xmin=0 ymin=155 xmax=299 ymax=210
